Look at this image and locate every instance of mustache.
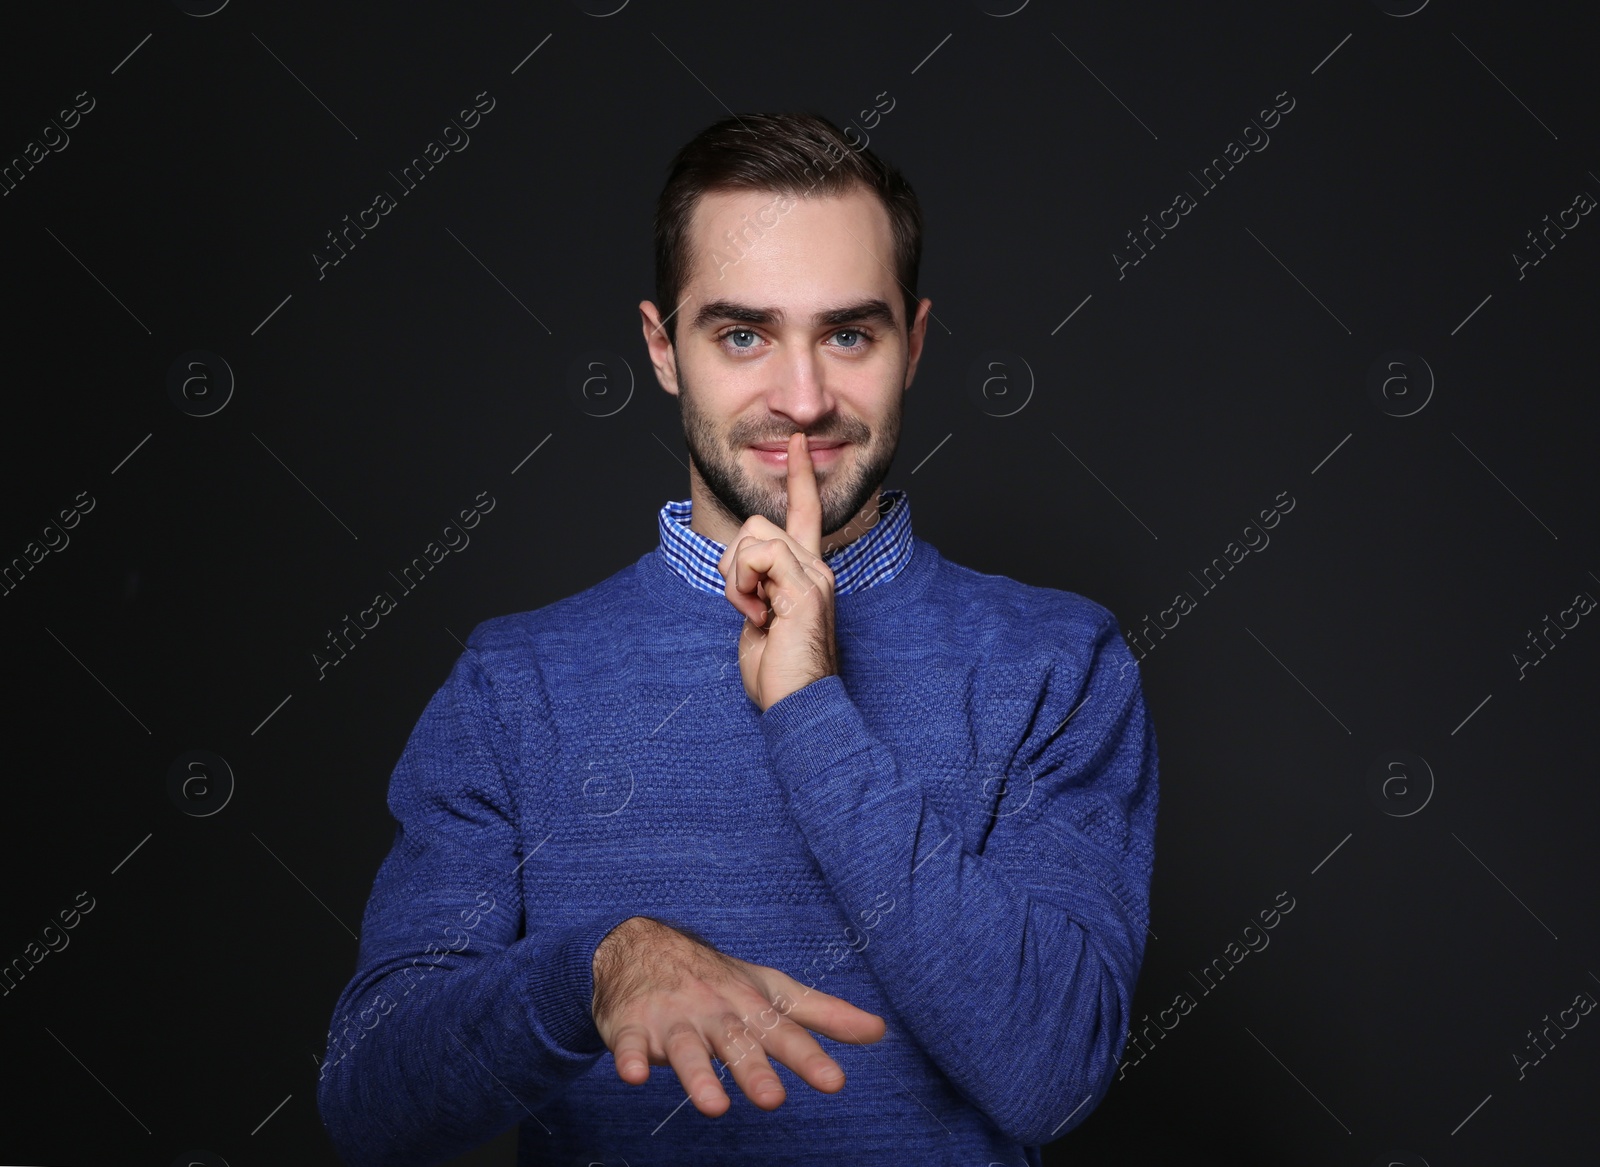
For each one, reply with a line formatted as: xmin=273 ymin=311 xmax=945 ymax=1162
xmin=733 ymin=424 xmax=871 ymax=446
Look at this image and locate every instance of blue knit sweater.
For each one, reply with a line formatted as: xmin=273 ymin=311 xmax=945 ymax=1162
xmin=316 ymin=529 xmax=1159 ymax=1166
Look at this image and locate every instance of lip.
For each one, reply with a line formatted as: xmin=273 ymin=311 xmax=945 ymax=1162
xmin=750 ymin=440 xmax=846 ymax=466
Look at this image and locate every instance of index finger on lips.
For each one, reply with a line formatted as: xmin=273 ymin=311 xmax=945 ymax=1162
xmin=785 ymin=432 xmax=823 ymax=559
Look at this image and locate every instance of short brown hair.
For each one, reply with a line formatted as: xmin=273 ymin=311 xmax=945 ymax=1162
xmin=652 ymin=112 xmax=924 ymax=345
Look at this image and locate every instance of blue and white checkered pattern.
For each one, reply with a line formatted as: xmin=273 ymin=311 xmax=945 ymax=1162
xmin=656 ymin=488 xmax=913 ymax=598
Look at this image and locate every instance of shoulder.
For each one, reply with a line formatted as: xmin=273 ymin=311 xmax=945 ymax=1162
xmin=923 ymin=542 xmax=1130 ymax=665
xmin=913 ymin=543 xmax=1145 ymax=733
xmin=455 ymin=554 xmax=650 ymax=684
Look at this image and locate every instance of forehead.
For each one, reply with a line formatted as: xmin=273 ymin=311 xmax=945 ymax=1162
xmin=682 ymin=186 xmax=899 ymax=320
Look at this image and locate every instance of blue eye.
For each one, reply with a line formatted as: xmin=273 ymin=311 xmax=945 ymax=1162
xmin=727 ymin=329 xmax=757 ymax=348
xmin=833 ymin=329 xmax=866 ymax=348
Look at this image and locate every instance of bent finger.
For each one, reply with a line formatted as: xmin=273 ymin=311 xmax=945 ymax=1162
xmin=735 ymin=541 xmax=826 ymax=618
xmin=724 ymin=537 xmax=779 ymax=623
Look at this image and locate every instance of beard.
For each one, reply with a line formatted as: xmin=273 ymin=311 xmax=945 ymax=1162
xmin=675 ymin=353 xmax=902 ymax=542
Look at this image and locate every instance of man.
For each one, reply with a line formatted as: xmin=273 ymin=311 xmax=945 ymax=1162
xmin=317 ymin=112 xmax=1158 ymax=1167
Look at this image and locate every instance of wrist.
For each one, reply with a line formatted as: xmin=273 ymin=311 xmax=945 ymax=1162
xmin=521 ymin=915 xmax=640 ymax=1056
xmin=593 ymin=915 xmax=650 ymax=975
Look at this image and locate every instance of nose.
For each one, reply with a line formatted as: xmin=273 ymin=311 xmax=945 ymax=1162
xmin=763 ymin=341 xmax=832 ymax=430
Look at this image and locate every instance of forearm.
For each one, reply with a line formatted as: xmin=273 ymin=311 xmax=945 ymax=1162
xmin=762 ymin=675 xmax=1147 ymax=1144
xmin=316 ymin=916 xmax=626 ymax=1167
xmin=795 ymin=787 xmax=1126 ymax=1144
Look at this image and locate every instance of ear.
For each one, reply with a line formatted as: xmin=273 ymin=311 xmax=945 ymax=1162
xmin=903 ymin=297 xmax=933 ymax=390
xmin=639 ymin=300 xmax=681 ymax=396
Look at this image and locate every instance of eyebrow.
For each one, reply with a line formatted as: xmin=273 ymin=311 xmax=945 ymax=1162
xmin=690 ymin=298 xmax=899 ymax=334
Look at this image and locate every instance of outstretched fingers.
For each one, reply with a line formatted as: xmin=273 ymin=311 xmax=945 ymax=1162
xmin=710 ymin=1012 xmax=787 ymax=1110
xmin=756 ymin=1013 xmax=851 ymax=1095
xmin=778 ymin=975 xmax=888 ymax=1047
xmin=609 ymin=1022 xmax=654 ymax=1085
xmin=664 ymin=1020 xmax=731 ymax=1117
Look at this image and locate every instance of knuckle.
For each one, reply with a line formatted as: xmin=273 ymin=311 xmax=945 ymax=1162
xmin=664 ymin=1020 xmax=704 ymax=1049
xmin=763 ymin=1015 xmax=810 ymax=1047
xmin=612 ymin=1020 xmax=647 ymax=1045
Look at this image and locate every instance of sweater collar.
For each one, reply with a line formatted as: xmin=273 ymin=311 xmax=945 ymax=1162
xmin=656 ymin=488 xmax=913 ymax=599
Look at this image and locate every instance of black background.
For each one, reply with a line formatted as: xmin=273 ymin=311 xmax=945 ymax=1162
xmin=1 ymin=1 xmax=1596 ymax=1164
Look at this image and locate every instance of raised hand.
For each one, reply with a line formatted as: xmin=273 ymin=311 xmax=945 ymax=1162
xmin=718 ymin=431 xmax=840 ymax=712
xmin=591 ymin=916 xmax=886 ymax=1116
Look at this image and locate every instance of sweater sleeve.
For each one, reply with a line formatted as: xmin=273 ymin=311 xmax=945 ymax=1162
xmin=757 ymin=610 xmax=1158 ymax=1147
xmin=316 ymin=642 xmax=638 ymax=1167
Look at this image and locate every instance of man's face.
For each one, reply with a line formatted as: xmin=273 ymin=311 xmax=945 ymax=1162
xmin=641 ymin=185 xmax=930 ymax=541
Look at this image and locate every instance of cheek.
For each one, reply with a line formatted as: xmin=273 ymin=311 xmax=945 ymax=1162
xmin=679 ymin=354 xmax=752 ymax=413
